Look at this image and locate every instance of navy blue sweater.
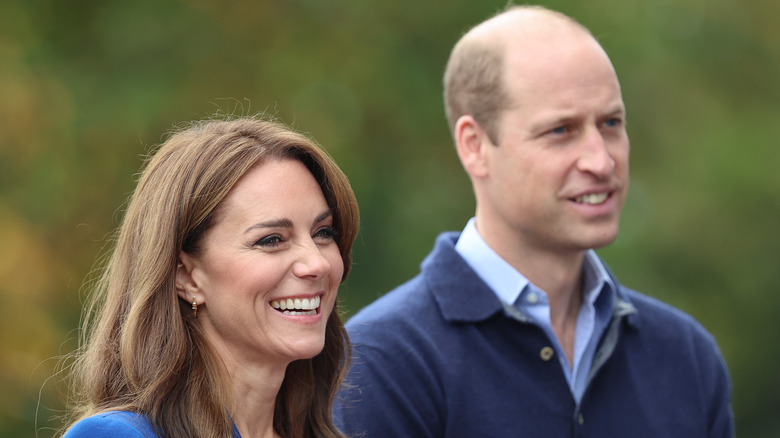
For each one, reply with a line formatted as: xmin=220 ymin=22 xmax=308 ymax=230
xmin=334 ymin=232 xmax=733 ymax=437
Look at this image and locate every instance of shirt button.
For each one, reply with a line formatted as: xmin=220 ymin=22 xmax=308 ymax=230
xmin=578 ymin=413 xmax=584 ymax=425
xmin=526 ymin=292 xmax=539 ymax=304
xmin=540 ymin=346 xmax=554 ymax=361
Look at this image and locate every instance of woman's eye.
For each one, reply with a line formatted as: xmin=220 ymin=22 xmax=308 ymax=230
xmin=314 ymin=226 xmax=338 ymax=242
xmin=255 ymin=234 xmax=283 ymax=247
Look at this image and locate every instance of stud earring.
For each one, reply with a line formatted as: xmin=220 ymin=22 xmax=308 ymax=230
xmin=192 ymin=296 xmax=198 ymax=318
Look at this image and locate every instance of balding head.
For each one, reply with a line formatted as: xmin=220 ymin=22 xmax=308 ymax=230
xmin=443 ymin=6 xmax=600 ymax=144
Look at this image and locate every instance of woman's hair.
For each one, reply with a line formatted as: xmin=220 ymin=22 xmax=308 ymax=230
xmin=64 ymin=117 xmax=359 ymax=438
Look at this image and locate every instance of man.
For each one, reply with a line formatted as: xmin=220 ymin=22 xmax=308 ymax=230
xmin=334 ymin=5 xmax=733 ymax=437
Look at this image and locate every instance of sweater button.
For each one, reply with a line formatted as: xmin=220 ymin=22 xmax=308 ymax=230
xmin=540 ymin=346 xmax=554 ymax=361
xmin=578 ymin=413 xmax=584 ymax=425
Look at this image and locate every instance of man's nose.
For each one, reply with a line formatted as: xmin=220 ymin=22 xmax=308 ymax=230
xmin=576 ymin=127 xmax=615 ymax=177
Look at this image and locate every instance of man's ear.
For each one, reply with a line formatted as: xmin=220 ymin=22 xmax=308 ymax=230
xmin=175 ymin=251 xmax=201 ymax=303
xmin=455 ymin=115 xmax=491 ymax=179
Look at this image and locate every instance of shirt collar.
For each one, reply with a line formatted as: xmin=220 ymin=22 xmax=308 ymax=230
xmin=424 ymin=232 xmax=505 ymax=322
xmin=455 ymin=218 xmax=527 ymax=305
xmin=424 ymin=231 xmax=637 ymax=325
xmin=455 ymin=217 xmax=617 ymax=308
xmin=582 ymin=249 xmax=617 ymax=308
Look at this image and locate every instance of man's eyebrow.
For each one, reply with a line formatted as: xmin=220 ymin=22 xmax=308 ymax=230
xmin=527 ymin=113 xmax=576 ymax=134
xmin=604 ymin=102 xmax=626 ymax=116
xmin=244 ymin=218 xmax=293 ymax=234
xmin=532 ymin=104 xmax=626 ymax=128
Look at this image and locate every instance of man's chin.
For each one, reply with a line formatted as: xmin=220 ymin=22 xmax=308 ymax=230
xmin=576 ymin=223 xmax=621 ymax=250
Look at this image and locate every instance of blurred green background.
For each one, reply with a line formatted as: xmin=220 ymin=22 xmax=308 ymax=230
xmin=1 ymin=0 xmax=778 ymax=436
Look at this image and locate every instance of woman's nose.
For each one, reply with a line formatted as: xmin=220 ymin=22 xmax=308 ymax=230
xmin=292 ymin=241 xmax=331 ymax=279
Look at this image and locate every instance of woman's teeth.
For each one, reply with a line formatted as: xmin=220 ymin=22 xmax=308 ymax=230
xmin=271 ymin=295 xmax=321 ymax=315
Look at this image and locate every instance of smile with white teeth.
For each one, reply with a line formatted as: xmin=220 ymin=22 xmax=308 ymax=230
xmin=270 ymin=295 xmax=321 ymax=316
xmin=574 ymin=192 xmax=609 ymax=205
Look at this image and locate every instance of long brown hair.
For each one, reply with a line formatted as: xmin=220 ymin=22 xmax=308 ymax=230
xmin=64 ymin=117 xmax=359 ymax=438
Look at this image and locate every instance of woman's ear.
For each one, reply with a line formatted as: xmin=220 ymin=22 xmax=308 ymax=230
xmin=175 ymin=251 xmax=201 ymax=303
xmin=455 ymin=115 xmax=491 ymax=179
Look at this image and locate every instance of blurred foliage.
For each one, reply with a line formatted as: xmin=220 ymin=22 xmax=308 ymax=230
xmin=1 ymin=0 xmax=777 ymax=436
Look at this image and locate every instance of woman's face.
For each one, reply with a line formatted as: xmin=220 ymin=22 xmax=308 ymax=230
xmin=179 ymin=158 xmax=343 ymax=368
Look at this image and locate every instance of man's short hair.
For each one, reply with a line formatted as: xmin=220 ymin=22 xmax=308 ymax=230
xmin=443 ymin=5 xmax=590 ymax=145
xmin=443 ymin=36 xmax=507 ymax=145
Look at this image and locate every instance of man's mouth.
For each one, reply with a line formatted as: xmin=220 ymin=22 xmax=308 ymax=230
xmin=270 ymin=295 xmax=321 ymax=316
xmin=573 ymin=192 xmax=609 ymax=205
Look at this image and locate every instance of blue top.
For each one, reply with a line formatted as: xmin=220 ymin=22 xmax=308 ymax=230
xmin=334 ymin=232 xmax=734 ymax=438
xmin=63 ymin=410 xmax=242 ymax=437
xmin=455 ymin=218 xmax=614 ymax=401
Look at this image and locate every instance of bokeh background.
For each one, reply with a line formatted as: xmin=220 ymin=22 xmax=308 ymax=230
xmin=2 ymin=0 xmax=778 ymax=436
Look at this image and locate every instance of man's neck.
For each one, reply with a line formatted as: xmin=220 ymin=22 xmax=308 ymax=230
xmin=476 ymin=219 xmax=587 ymax=364
xmin=486 ymin=232 xmax=586 ymax=309
xmin=523 ymin=252 xmax=584 ymax=367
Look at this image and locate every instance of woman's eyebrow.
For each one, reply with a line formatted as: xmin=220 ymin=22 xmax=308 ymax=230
xmin=313 ymin=210 xmax=333 ymax=226
xmin=243 ymin=209 xmax=332 ymax=235
xmin=244 ymin=218 xmax=293 ymax=234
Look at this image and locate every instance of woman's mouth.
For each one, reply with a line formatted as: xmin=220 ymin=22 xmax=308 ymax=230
xmin=270 ymin=295 xmax=321 ymax=316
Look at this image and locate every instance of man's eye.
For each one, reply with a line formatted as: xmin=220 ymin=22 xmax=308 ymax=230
xmin=550 ymin=126 xmax=568 ymax=135
xmin=604 ymin=118 xmax=622 ymax=128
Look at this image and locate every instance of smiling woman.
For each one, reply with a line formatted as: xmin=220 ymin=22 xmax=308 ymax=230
xmin=60 ymin=117 xmax=359 ymax=438
xmin=176 ymin=159 xmax=346 ymax=370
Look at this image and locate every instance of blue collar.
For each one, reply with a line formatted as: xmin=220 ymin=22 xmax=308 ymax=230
xmin=424 ymin=232 xmax=637 ymax=326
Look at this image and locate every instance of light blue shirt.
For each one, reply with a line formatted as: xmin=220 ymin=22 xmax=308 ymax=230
xmin=455 ymin=218 xmax=615 ymax=402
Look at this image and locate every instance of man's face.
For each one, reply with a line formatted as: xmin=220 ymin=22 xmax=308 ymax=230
xmin=479 ymin=30 xmax=629 ymax=256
